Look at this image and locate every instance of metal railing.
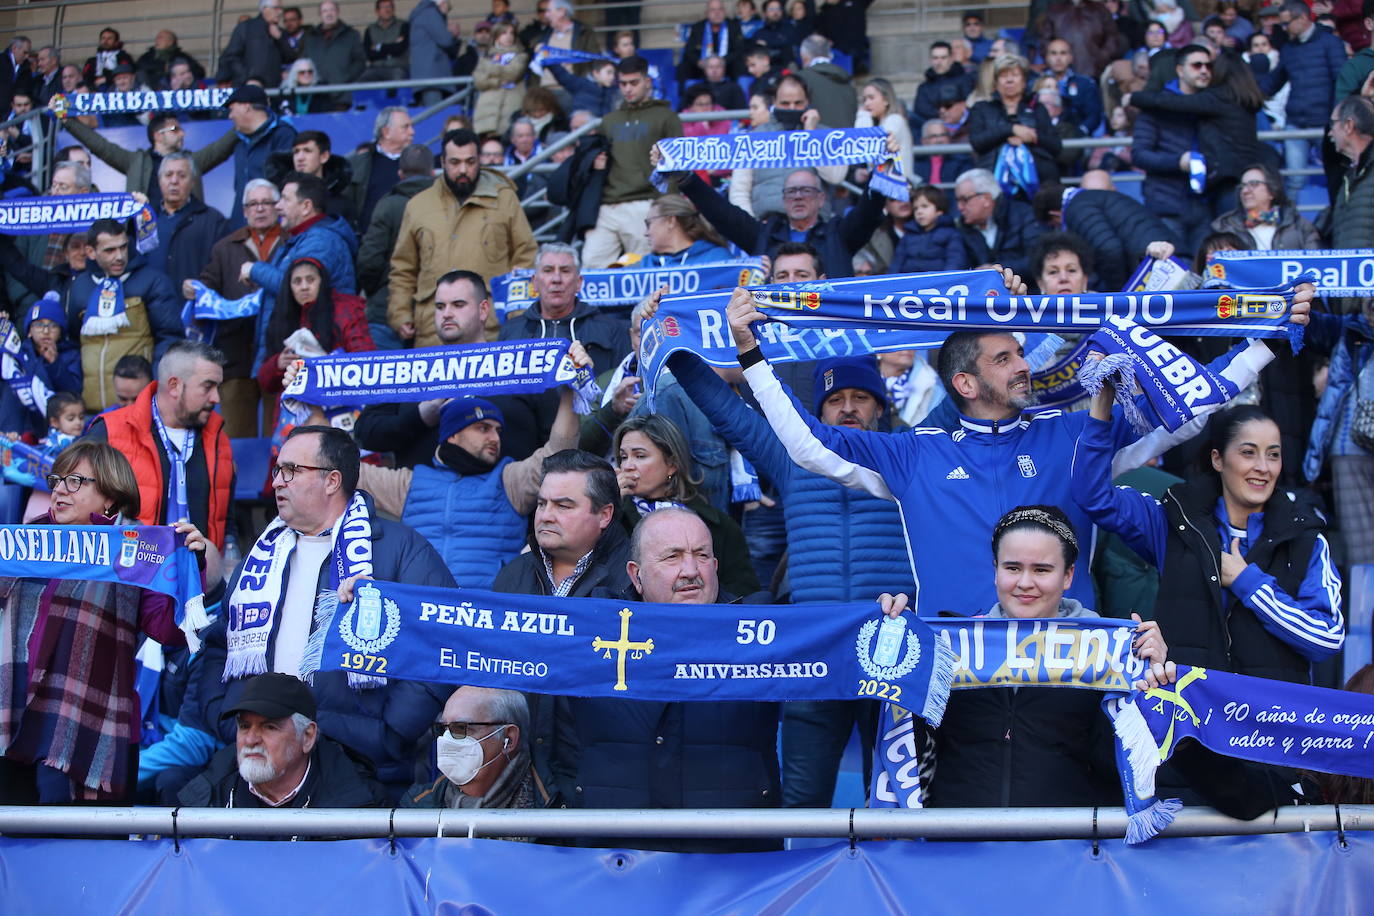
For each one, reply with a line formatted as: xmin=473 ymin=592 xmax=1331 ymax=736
xmin=0 ymin=804 xmax=1368 ymax=840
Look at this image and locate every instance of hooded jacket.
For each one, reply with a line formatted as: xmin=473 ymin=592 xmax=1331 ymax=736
xmin=388 ymin=168 xmax=537 ymax=347
xmin=798 ymin=61 xmax=858 ymax=130
xmin=637 ymin=238 xmax=735 ymax=267
xmin=496 ymin=297 xmax=630 ymax=377
xmin=600 ymin=98 xmax=683 ymax=204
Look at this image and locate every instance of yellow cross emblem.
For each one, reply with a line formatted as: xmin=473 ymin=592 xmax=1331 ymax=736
xmin=592 ymin=608 xmax=654 ymax=692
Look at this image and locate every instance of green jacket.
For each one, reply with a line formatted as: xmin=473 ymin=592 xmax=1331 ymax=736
xmin=61 ymin=118 xmax=236 ymax=202
xmin=600 ymin=98 xmax=682 ymax=204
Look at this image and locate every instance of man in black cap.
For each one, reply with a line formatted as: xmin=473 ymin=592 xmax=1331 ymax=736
xmin=177 ymin=673 xmax=388 ymax=808
xmin=101 ymin=64 xmax=145 ymax=128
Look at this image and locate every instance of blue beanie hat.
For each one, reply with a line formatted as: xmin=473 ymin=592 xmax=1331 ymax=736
xmin=439 ymin=397 xmax=505 ymax=442
xmin=24 ymin=292 xmax=68 ymax=335
xmin=812 ymin=355 xmax=886 ymax=416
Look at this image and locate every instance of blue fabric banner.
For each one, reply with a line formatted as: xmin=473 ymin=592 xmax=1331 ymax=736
xmin=319 ymin=581 xmax=954 ymax=720
xmin=281 ymin=338 xmax=582 ymax=408
xmin=181 ymin=281 xmax=263 ymax=341
xmin=1206 ymin=249 xmax=1374 ymax=297
xmin=530 ymin=46 xmax=612 ymax=69
xmin=491 ymin=260 xmax=765 ymax=321
xmin=1030 ymin=335 xmax=1093 ymax=408
xmin=0 ymin=313 xmax=52 ymax=421
xmin=0 ymin=192 xmax=146 ymax=234
xmin=48 ymin=87 xmax=232 ymax=117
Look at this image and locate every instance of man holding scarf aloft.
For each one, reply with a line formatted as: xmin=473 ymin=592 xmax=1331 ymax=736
xmin=292 ymin=343 xmax=589 ymax=589
xmin=198 ymin=424 xmax=456 ymax=799
xmin=721 ymin=275 xmax=1313 ymax=615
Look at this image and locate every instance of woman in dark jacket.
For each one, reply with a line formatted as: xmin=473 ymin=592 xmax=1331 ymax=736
xmin=613 ymin=414 xmax=761 ymax=599
xmin=1210 ymin=163 xmax=1321 ymax=251
xmin=1126 ymin=50 xmax=1270 ymax=215
xmin=967 ymin=54 xmax=1063 ymax=188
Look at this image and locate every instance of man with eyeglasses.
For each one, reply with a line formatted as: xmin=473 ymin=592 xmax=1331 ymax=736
xmin=200 ymin=424 xmax=457 ymax=802
xmin=400 ymin=687 xmax=541 ymax=814
xmin=1131 ymin=43 xmax=1212 ymax=253
xmin=1259 ymin=0 xmax=1347 ymax=196
xmin=912 ymin=115 xmax=972 ymax=187
xmin=950 ymin=167 xmax=1040 ymax=277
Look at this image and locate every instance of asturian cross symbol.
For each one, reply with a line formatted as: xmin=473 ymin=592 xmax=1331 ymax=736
xmin=592 ymin=608 xmax=654 ymax=691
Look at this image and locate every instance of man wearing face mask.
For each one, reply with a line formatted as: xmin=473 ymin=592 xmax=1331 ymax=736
xmin=402 ymin=687 xmax=543 ymax=818
xmin=552 ymin=508 xmax=782 ymax=852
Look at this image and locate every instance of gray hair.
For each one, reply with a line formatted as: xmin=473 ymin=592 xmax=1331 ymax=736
xmin=52 ymin=161 xmax=91 ymax=192
xmin=260 ymin=0 xmax=280 ymax=9
xmin=291 ymin=713 xmax=315 ymax=737
xmin=1335 ymin=96 xmax=1374 ymax=137
xmin=9 ymin=36 xmax=31 ymax=51
xmin=157 ymin=150 xmax=198 ymax=179
xmin=535 ymin=241 xmax=580 ymax=272
xmin=800 ymin=34 xmax=831 ymax=61
xmin=548 ymin=0 xmax=573 ymax=17
xmin=242 ymin=177 xmax=281 ymax=206
xmin=285 ymin=57 xmax=316 ymax=90
xmin=37 ymin=44 xmax=56 ymax=60
xmin=481 ymin=689 xmax=530 ymax=734
xmin=955 ymin=167 xmax=1001 ymax=200
xmin=509 ymin=116 xmax=537 ymax=136
xmin=157 ymin=339 xmax=226 ymax=384
xmin=374 ymin=105 xmax=408 ymax=141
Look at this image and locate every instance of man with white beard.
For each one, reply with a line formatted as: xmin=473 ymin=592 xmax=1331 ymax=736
xmin=177 ymin=674 xmax=387 ymax=808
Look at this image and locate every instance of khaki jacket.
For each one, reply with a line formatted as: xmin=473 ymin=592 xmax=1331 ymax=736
xmin=387 ymin=168 xmax=537 ymax=347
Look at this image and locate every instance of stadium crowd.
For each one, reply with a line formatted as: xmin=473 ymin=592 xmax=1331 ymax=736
xmin=0 ymin=0 xmax=1371 ymax=847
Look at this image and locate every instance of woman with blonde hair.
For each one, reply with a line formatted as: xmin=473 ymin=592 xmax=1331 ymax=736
xmin=640 ymin=194 xmax=734 ymax=266
xmin=967 ymin=54 xmax=1063 ymax=187
xmin=855 ymin=77 xmax=914 ymax=182
xmin=473 ymin=23 xmax=528 ymax=135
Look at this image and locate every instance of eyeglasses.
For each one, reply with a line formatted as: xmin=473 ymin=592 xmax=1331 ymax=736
xmin=46 ymin=473 xmax=96 ymax=492
xmin=155 ymin=124 xmax=183 ymax=135
xmin=297 ymin=68 xmax=314 ymax=74
xmin=955 ymin=191 xmax=986 ymax=204
xmin=246 ymin=199 xmax=276 ymax=208
xmin=431 ymin=721 xmax=505 ymax=739
xmin=1187 ymin=61 xmax=1212 ymax=70
xmin=271 ymin=462 xmax=336 ymax=482
xmin=782 ymin=186 xmax=821 ymax=198
xmin=1239 ymin=179 xmax=1267 ymax=189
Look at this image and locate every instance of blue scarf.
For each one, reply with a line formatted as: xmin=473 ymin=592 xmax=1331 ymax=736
xmin=180 ymin=281 xmax=263 ymax=340
xmin=47 ymin=87 xmax=232 ymax=118
xmin=2 ymin=440 xmax=56 ymax=491
xmin=0 ymin=523 xmax=207 ymax=646
xmin=0 ymin=315 xmax=52 ymax=421
xmin=1077 ymin=315 xmax=1241 ymax=434
xmin=1029 ymin=335 xmax=1091 ymax=408
xmin=530 ymin=46 xmax=612 ymax=72
xmin=320 ymin=581 xmax=955 ymax=718
xmin=994 ymin=142 xmax=1038 ymax=198
xmin=654 ymin=128 xmax=910 ymax=200
xmin=491 ymin=260 xmax=765 ymax=321
xmin=1205 ymin=249 xmax=1374 ymax=297
xmin=0 ymin=193 xmax=152 ymax=240
xmin=281 ymin=338 xmax=601 ymax=416
xmin=1122 ymin=256 xmax=1191 ymax=292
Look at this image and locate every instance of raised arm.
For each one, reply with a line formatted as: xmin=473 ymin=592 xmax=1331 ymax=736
xmin=667 ymin=349 xmax=792 ymax=482
xmin=1070 ymin=399 xmax=1169 ymax=568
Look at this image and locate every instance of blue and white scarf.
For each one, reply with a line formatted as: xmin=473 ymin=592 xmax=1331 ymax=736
xmin=0 ymin=522 xmax=207 ymax=647
xmin=1123 ymin=256 xmax=1191 ymax=293
xmin=0 ymin=194 xmax=157 ymax=252
xmin=281 ymin=338 xmax=601 ymax=417
xmin=529 ymin=46 xmax=611 ymax=75
xmin=1077 ymin=315 xmax=1240 ymax=434
xmin=653 ymin=128 xmax=910 ymax=200
xmin=1205 ymin=249 xmax=1374 ymax=297
xmin=226 ymin=490 xmax=380 ymax=687
xmin=0 ymin=315 xmax=52 ymax=420
xmin=180 ymin=281 xmax=263 ymax=341
xmin=47 ymin=87 xmax=232 ymax=118
xmin=994 ymin=142 xmax=1038 ymax=198
xmin=320 ymin=582 xmax=954 ymax=717
xmin=491 ymin=260 xmax=766 ymax=321
xmin=2 ymin=440 xmax=57 ymax=491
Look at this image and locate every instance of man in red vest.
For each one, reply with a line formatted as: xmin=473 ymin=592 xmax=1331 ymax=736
xmin=87 ymin=339 xmax=234 ymax=580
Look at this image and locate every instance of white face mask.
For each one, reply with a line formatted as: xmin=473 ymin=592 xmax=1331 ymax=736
xmin=435 ymin=727 xmax=505 ymax=786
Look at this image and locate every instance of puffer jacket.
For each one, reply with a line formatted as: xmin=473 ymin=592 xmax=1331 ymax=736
xmin=669 ymin=351 xmax=917 ymax=602
xmin=1263 ymin=25 xmax=1347 ymax=129
xmin=1129 ymin=83 xmax=1263 ymax=185
xmin=967 ymin=94 xmax=1063 ymax=185
xmin=1211 ymin=206 xmax=1321 ymax=252
xmin=388 ymin=168 xmax=536 ymax=347
xmin=1063 ymin=189 xmax=1173 ymax=291
xmin=889 ymin=212 xmax=967 ymax=274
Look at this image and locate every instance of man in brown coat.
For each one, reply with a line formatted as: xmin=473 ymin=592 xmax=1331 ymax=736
xmin=387 ymin=127 xmax=536 ymax=347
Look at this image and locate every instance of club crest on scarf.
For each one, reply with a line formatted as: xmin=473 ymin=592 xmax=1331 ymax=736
xmin=856 ymin=615 xmax=921 ymax=682
xmin=339 ymin=581 xmax=401 ymax=657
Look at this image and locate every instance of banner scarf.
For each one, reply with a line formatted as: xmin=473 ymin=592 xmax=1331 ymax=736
xmin=280 ymin=337 xmax=600 ymax=417
xmin=529 ymin=46 xmax=612 ymax=74
xmin=1111 ymin=665 xmax=1374 ymax=810
xmin=994 ymin=143 xmax=1038 ymax=198
xmin=744 ymin=274 xmax=1310 ymax=350
xmin=1205 ymin=248 xmax=1374 ymax=298
xmin=1123 ymin=255 xmax=1191 ymax=293
xmin=181 ymin=281 xmax=263 ymax=340
xmin=653 ymin=127 xmax=911 ymax=201
xmin=1 ymin=440 xmax=57 ymax=491
xmin=47 ymin=87 xmax=232 ymax=118
xmin=1030 ymin=334 xmax=1091 ymax=409
xmin=870 ymin=617 xmax=1189 ymax=843
xmin=1077 ymin=315 xmax=1240 ymax=434
xmin=0 ymin=193 xmax=157 ymax=248
xmin=228 ymin=490 xmax=380 ymax=687
xmin=0 ymin=523 xmax=207 ymax=646
xmin=0 ymin=315 xmax=52 ymax=421
xmin=491 ymin=259 xmax=766 ymax=321
xmin=318 ymin=581 xmax=955 ymax=721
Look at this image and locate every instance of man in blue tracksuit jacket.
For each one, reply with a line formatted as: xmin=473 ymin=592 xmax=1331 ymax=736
xmin=721 ymin=278 xmax=1312 ymax=616
xmin=670 ymin=348 xmax=915 ymax=808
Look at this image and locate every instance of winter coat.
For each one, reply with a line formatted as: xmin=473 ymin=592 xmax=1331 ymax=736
xmin=1037 ymin=0 xmax=1124 ymax=78
xmin=911 ymin=64 xmax=974 ymax=123
xmin=1328 ymin=143 xmax=1374 ymax=250
xmin=199 ymin=226 xmax=285 ymax=380
xmin=1335 ymin=47 xmax=1374 ymax=99
xmin=679 ymin=172 xmax=887 ymax=278
xmin=798 ymin=61 xmax=858 ymax=131
xmin=493 ymin=520 xmax=632 ymax=599
xmin=247 ymin=214 xmax=358 ymax=370
xmin=1303 ymin=310 xmax=1374 ymax=478
xmin=1129 ymin=85 xmax=1263 ymax=185
xmin=203 ymin=494 xmax=458 ymax=799
xmin=266 ymin=151 xmax=356 ymax=224
xmin=532 ymin=20 xmax=605 ymax=77
xmin=61 ymin=118 xmax=236 ymax=204
xmin=387 ymin=168 xmax=536 ymax=347
xmin=889 ymin=213 xmax=967 ymax=274
xmin=409 ymin=0 xmax=459 ymax=81
xmin=257 ymin=289 xmax=374 ymax=425
xmin=1062 ymin=189 xmax=1173 ymax=291
xmin=215 ymin=15 xmax=284 ymax=86
xmin=670 ymin=352 xmax=917 ymax=603
xmin=954 ymin=193 xmax=1042 ymax=277
xmin=600 ymin=98 xmax=683 ymax=204
xmin=1261 ymin=25 xmax=1348 ymax=129
xmin=1211 ymin=206 xmax=1322 ymax=252
xmin=230 ymin=115 xmax=297 ymax=231
xmin=177 ymin=736 xmax=389 ymax=809
xmin=365 ymin=18 xmax=410 ymax=68
xmin=497 ymin=298 xmax=630 ymax=378
xmin=67 ymin=256 xmax=182 ymax=412
xmin=546 ymin=134 xmax=609 ymax=243
xmin=967 ymin=94 xmax=1064 ymax=185
xmin=1131 ymin=106 xmax=1193 ymax=218
xmin=680 ymin=19 xmax=747 ymax=82
xmin=151 ymin=198 xmax=229 ymax=294
xmin=473 ymin=49 xmax=528 ymax=135
xmin=549 ymin=64 xmax=619 ymax=117
xmin=302 ymin=22 xmax=367 ymax=103
xmin=356 ymin=174 xmax=434 ymax=325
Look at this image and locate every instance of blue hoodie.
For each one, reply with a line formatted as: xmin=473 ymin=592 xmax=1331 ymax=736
xmin=638 ymin=238 xmax=736 ymax=267
xmin=248 ymin=213 xmax=359 ymax=369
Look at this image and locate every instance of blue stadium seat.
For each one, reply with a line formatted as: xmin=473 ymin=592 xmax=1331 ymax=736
xmin=231 ymin=438 xmax=272 ymax=501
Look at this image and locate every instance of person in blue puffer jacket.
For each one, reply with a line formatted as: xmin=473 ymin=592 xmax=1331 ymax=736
xmin=889 ymin=186 xmax=968 ymax=274
xmin=668 ymin=344 xmax=916 ymax=809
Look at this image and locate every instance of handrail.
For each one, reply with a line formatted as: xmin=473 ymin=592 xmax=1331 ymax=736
xmin=266 ymin=76 xmax=474 ymax=97
xmin=0 ymin=804 xmax=1367 ymax=840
